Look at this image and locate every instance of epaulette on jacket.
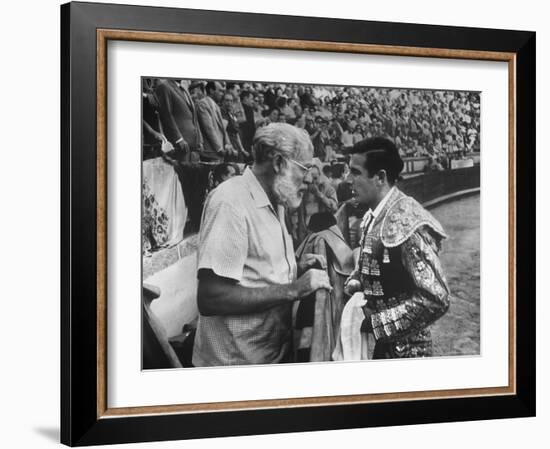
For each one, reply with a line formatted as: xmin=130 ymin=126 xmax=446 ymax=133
xmin=380 ymin=196 xmax=447 ymax=248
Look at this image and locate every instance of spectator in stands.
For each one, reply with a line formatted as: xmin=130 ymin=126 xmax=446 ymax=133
xmin=311 ymin=116 xmax=330 ymax=161
xmin=155 ymin=78 xmax=203 ymax=162
xmin=423 ymin=156 xmax=445 ymax=173
xmin=211 ymin=162 xmax=238 ymax=188
xmin=263 ymin=85 xmax=278 ymax=109
xmin=226 ymin=82 xmax=245 ymax=124
xmin=277 ymin=96 xmax=296 ymax=123
xmin=295 ymin=114 xmax=307 ymax=130
xmin=239 ymin=90 xmax=256 ymax=157
xmin=196 ymin=81 xmax=234 ymax=161
xmin=189 ymin=81 xmax=205 ymax=102
xmin=299 ymin=86 xmax=317 ymax=109
xmin=254 ymin=92 xmax=269 ymax=123
xmin=302 ymin=164 xmax=338 ymax=227
xmin=352 ymin=124 xmax=364 ymax=144
xmin=328 ymin=163 xmax=346 ymax=195
xmin=142 ymin=78 xmax=164 ymax=160
xmin=221 ymin=93 xmax=248 ymax=162
xmin=258 ymin=107 xmax=280 ymax=127
xmin=341 ymin=122 xmax=354 ymax=149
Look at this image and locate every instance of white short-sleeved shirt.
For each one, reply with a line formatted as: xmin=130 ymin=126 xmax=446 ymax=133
xmin=192 ymin=168 xmax=297 ymax=366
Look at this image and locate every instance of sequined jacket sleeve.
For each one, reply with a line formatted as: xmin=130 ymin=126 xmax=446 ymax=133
xmin=370 ymin=226 xmax=450 ymax=342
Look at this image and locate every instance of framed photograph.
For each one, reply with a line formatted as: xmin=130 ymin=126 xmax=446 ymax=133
xmin=61 ymin=1 xmax=535 ymax=446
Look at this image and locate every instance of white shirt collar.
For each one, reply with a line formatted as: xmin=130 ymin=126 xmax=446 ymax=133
xmin=360 ymin=186 xmax=396 ymax=230
xmin=243 ymin=167 xmax=271 ymax=209
xmin=372 ymin=186 xmax=396 ymax=219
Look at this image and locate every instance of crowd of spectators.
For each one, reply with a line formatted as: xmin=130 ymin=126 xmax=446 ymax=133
xmin=142 ymin=78 xmax=480 ymax=246
xmin=143 ymin=78 xmax=480 ymax=165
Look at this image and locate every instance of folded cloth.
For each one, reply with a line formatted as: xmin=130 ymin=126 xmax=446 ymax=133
xmin=332 ymin=292 xmax=371 ymax=361
xmin=293 ymin=226 xmax=354 ymax=362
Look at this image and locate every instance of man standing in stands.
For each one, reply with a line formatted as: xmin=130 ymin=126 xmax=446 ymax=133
xmin=239 ymin=90 xmax=257 ymax=158
xmin=188 ymin=81 xmax=206 ymax=102
xmin=338 ymin=137 xmax=450 ymax=359
xmin=226 ymin=82 xmax=246 ymax=124
xmin=220 ymin=93 xmax=248 ymax=162
xmin=196 ymin=81 xmax=234 ymax=162
xmin=154 ymin=78 xmax=203 ymax=162
xmin=193 ymin=123 xmax=331 ymax=366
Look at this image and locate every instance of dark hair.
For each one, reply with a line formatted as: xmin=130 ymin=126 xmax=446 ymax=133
xmin=212 ymin=163 xmax=237 ymax=186
xmin=331 ymin=163 xmax=345 ymax=179
xmin=276 ymin=96 xmax=287 ymax=108
xmin=263 ymin=107 xmax=280 ymax=118
xmin=240 ymin=90 xmax=253 ymax=102
xmin=307 ymin=212 xmax=337 ymax=233
xmin=205 ymin=81 xmax=219 ymax=95
xmin=322 ymin=165 xmax=332 ymax=177
xmin=348 ymin=137 xmax=404 ymax=185
xmin=188 ymin=81 xmax=204 ymax=93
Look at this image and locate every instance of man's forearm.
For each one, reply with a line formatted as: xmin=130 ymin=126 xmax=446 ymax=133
xmin=197 ymin=274 xmax=298 ymax=316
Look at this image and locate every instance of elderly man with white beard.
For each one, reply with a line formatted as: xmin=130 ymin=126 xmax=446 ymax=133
xmin=192 ymin=123 xmax=332 ymax=366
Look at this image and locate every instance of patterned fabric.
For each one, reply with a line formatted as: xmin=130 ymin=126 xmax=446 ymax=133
xmin=344 ymin=187 xmax=450 ymax=359
xmin=142 ymin=181 xmax=169 ymax=254
xmin=381 ymin=196 xmax=447 ymax=247
xmin=373 ymin=328 xmax=433 ymax=359
xmin=142 ymin=158 xmax=187 ymax=255
xmin=370 ymin=230 xmax=450 ymax=343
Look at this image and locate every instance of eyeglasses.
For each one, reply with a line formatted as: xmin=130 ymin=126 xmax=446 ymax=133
xmin=288 ymin=158 xmax=312 ymax=173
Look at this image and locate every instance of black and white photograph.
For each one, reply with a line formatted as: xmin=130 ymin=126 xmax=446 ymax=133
xmin=141 ymin=77 xmax=481 ymax=369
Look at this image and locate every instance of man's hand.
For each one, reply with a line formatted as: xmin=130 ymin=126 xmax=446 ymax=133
xmin=293 ymin=268 xmax=332 ymax=298
xmin=344 ymin=278 xmax=362 ymax=296
xmin=224 ymin=143 xmax=235 ymax=155
xmin=175 ymin=139 xmax=190 ymax=154
xmin=152 ymin=130 xmax=165 ymax=142
xmin=314 ymin=185 xmax=326 ymax=199
xmin=309 ymin=183 xmax=320 ymax=196
xmin=298 ymin=253 xmax=327 ymax=274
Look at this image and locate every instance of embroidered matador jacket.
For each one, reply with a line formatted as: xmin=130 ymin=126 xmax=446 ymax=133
xmin=344 ymin=187 xmax=451 ymax=358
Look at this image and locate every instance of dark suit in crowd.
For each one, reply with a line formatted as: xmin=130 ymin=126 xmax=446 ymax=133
xmin=155 ymin=79 xmax=202 ymax=160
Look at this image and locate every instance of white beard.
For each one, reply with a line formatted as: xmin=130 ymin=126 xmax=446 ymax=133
xmin=273 ymin=171 xmax=302 ymax=210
